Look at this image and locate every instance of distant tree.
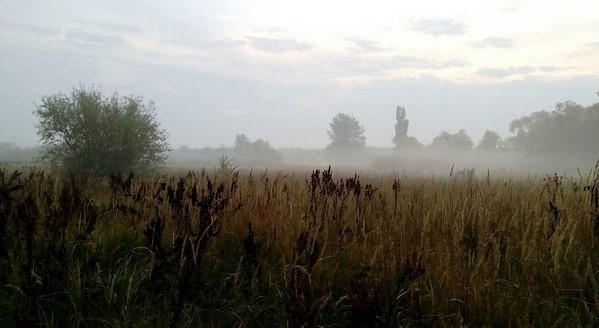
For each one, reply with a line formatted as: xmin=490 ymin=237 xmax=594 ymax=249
xmin=392 ymin=106 xmax=421 ymax=149
xmin=477 ymin=130 xmax=503 ymax=151
xmin=327 ymin=113 xmax=366 ymax=151
xmin=232 ymin=134 xmax=281 ymax=165
xmin=0 ymin=142 xmax=10 ymax=152
xmin=252 ymin=139 xmax=281 ymax=164
xmin=234 ymin=134 xmax=251 ymax=157
xmin=392 ymin=106 xmax=409 ymax=145
xmin=234 ymin=134 xmax=251 ymax=149
xmin=34 ymin=85 xmax=170 ymax=175
xmin=507 ymin=100 xmax=599 ymax=157
xmin=0 ymin=142 xmax=41 ymax=163
xmin=429 ymin=129 xmax=473 ymax=151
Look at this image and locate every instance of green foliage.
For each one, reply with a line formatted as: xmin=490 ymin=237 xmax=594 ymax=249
xmin=34 ymin=85 xmax=170 ymax=176
xmin=429 ymin=129 xmax=473 ymax=151
xmin=507 ymin=100 xmax=599 ymax=157
xmin=477 ymin=130 xmax=503 ymax=151
xmin=327 ymin=113 xmax=366 ymax=151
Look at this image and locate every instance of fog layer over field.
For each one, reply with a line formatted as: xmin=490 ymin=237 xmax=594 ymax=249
xmin=168 ymin=147 xmax=599 ymax=176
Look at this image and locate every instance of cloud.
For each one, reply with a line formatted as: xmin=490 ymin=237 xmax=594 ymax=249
xmin=21 ymin=23 xmax=62 ymax=37
xmin=245 ymin=36 xmax=311 ymax=53
xmin=319 ymin=55 xmax=469 ymax=85
xmin=348 ymin=39 xmax=384 ymax=53
xmin=568 ymin=42 xmax=599 ymax=57
xmin=64 ymin=29 xmax=127 ymax=48
xmin=388 ymin=56 xmax=468 ymax=70
xmin=338 ymin=56 xmax=468 ymax=72
xmin=96 ymin=22 xmax=141 ymax=34
xmin=410 ymin=18 xmax=467 ymax=36
xmin=585 ymin=42 xmax=599 ymax=50
xmin=538 ymin=66 xmax=561 ymax=72
xmin=477 ymin=66 xmax=536 ymax=78
xmin=218 ymin=109 xmax=250 ymax=115
xmin=473 ymin=37 xmax=514 ymax=48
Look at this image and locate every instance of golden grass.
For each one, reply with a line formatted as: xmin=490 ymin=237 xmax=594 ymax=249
xmin=0 ymin=165 xmax=598 ymax=327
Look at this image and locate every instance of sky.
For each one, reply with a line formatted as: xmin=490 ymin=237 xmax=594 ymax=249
xmin=1 ymin=0 xmax=598 ymax=148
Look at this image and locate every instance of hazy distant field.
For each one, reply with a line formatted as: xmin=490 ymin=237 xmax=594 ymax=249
xmin=1 ymin=164 xmax=598 ymax=327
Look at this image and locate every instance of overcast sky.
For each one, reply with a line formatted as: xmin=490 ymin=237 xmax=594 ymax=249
xmin=1 ymin=0 xmax=598 ymax=148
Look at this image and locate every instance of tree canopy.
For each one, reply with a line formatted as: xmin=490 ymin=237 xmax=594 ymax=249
xmin=507 ymin=101 xmax=599 ymax=158
xmin=327 ymin=113 xmax=366 ymax=151
xmin=35 ymin=86 xmax=170 ymax=175
xmin=429 ymin=129 xmax=473 ymax=151
xmin=477 ymin=130 xmax=503 ymax=152
xmin=233 ymin=134 xmax=281 ymax=165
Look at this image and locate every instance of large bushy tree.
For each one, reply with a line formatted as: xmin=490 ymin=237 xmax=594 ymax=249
xmin=327 ymin=113 xmax=366 ymax=151
xmin=35 ymin=86 xmax=170 ymax=175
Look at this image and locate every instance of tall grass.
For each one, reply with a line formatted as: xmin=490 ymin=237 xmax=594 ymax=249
xmin=0 ymin=164 xmax=598 ymax=327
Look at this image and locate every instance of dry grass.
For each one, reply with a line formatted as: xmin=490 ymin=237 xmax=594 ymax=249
xmin=0 ymin=164 xmax=598 ymax=327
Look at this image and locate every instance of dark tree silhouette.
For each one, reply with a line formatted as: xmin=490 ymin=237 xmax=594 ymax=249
xmin=392 ymin=106 xmax=421 ymax=149
xmin=392 ymin=106 xmax=409 ymax=146
xmin=429 ymin=129 xmax=473 ymax=151
xmin=327 ymin=113 xmax=366 ymax=151
xmin=233 ymin=134 xmax=281 ymax=165
xmin=507 ymin=100 xmax=599 ymax=157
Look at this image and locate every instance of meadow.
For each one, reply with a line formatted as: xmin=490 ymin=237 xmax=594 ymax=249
xmin=0 ymin=163 xmax=598 ymax=327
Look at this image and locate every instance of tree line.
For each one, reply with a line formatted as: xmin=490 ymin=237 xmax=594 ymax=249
xmin=328 ymin=96 xmax=599 ymax=160
xmin=1 ymin=86 xmax=598 ymax=174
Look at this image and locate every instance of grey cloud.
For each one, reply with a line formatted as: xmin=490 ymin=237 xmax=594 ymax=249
xmin=348 ymin=39 xmax=384 ymax=53
xmin=473 ymin=37 xmax=514 ymax=48
xmin=245 ymin=36 xmax=311 ymax=53
xmin=164 ymin=35 xmax=302 ymax=56
xmin=585 ymin=42 xmax=599 ymax=50
xmin=64 ymin=29 xmax=126 ymax=48
xmin=538 ymin=66 xmax=561 ymax=72
xmin=568 ymin=42 xmax=599 ymax=57
xmin=159 ymin=37 xmax=245 ymax=52
xmin=410 ymin=19 xmax=467 ymax=36
xmin=389 ymin=56 xmax=430 ymax=68
xmin=323 ymin=56 xmax=469 ymax=77
xmin=21 ymin=23 xmax=62 ymax=37
xmin=389 ymin=56 xmax=468 ymax=69
xmin=96 ymin=22 xmax=141 ymax=34
xmin=477 ymin=66 xmax=536 ymax=78
xmin=0 ymin=21 xmax=62 ymax=37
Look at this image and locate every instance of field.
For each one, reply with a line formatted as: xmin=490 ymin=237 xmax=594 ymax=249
xmin=1 ymin=164 xmax=598 ymax=327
